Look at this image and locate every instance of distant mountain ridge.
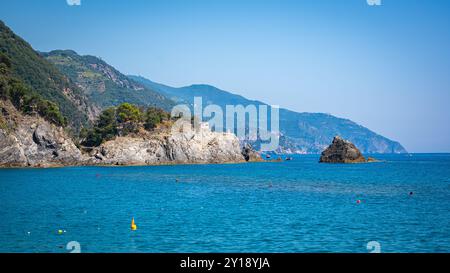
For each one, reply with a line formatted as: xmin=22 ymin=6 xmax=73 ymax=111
xmin=42 ymin=50 xmax=174 ymax=112
xmin=130 ymin=75 xmax=407 ymax=154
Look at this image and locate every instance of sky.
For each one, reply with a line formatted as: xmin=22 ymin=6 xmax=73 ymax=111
xmin=1 ymin=0 xmax=449 ymax=152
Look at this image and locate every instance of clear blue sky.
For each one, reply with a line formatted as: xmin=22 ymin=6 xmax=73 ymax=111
xmin=1 ymin=0 xmax=449 ymax=152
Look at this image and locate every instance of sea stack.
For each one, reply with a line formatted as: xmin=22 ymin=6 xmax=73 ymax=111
xmin=241 ymin=143 xmax=263 ymax=162
xmin=319 ymin=136 xmax=366 ymax=163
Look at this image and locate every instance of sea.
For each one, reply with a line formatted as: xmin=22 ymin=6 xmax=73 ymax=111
xmin=0 ymin=154 xmax=449 ymax=253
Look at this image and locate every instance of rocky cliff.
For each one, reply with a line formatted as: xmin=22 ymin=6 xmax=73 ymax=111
xmin=89 ymin=121 xmax=250 ymax=165
xmin=0 ymin=100 xmax=257 ymax=167
xmin=319 ymin=136 xmax=367 ymax=163
xmin=0 ymin=100 xmax=85 ymax=167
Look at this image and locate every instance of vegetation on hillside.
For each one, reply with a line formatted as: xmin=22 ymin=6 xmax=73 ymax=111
xmin=0 ymin=52 xmax=66 ymax=126
xmin=0 ymin=20 xmax=89 ymax=129
xmin=80 ymin=103 xmax=170 ymax=147
xmin=144 ymin=107 xmax=170 ymax=130
xmin=42 ymin=50 xmax=175 ymax=111
xmin=1 ymin=20 xmax=176 ymax=136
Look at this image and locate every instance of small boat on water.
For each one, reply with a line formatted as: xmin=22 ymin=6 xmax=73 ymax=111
xmin=265 ymin=154 xmax=272 ymax=159
xmin=285 ymin=157 xmax=293 ymax=161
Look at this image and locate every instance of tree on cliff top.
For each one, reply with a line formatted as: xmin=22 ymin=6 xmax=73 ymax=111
xmin=81 ymin=103 xmax=169 ymax=147
xmin=116 ymin=103 xmax=142 ymax=123
xmin=144 ymin=107 xmax=169 ymax=130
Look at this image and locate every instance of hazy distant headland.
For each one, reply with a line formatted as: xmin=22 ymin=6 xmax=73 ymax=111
xmin=130 ymin=75 xmax=407 ymax=154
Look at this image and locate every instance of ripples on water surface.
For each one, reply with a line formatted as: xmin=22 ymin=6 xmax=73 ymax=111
xmin=0 ymin=154 xmax=449 ymax=252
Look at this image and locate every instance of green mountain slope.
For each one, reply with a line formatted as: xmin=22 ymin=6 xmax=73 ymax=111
xmin=1 ymin=51 xmax=67 ymax=127
xmin=130 ymin=75 xmax=407 ymax=154
xmin=42 ymin=50 xmax=174 ymax=111
xmin=0 ymin=20 xmax=92 ymax=129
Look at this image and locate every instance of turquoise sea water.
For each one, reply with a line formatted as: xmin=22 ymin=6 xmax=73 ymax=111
xmin=0 ymin=154 xmax=449 ymax=253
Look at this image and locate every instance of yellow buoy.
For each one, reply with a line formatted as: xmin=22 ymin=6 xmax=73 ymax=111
xmin=131 ymin=218 xmax=137 ymax=231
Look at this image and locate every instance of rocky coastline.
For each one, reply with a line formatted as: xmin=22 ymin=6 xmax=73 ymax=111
xmin=0 ymin=100 xmax=261 ymax=168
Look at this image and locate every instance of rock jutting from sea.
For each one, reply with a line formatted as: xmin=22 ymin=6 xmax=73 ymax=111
xmin=319 ymin=136 xmax=371 ymax=163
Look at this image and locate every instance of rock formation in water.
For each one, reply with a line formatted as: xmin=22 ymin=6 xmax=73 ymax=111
xmin=319 ymin=136 xmax=367 ymax=163
xmin=0 ymin=100 xmax=258 ymax=167
xmin=241 ymin=143 xmax=263 ymax=162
